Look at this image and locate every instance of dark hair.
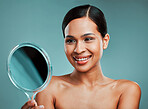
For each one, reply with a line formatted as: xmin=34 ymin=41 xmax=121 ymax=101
xmin=62 ymin=4 xmax=107 ymax=38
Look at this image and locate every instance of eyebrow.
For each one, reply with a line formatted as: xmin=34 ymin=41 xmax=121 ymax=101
xmin=82 ymin=33 xmax=95 ymax=37
xmin=65 ymin=35 xmax=74 ymax=38
xmin=65 ymin=33 xmax=95 ymax=38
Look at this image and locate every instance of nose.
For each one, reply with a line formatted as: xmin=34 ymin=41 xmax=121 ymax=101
xmin=74 ymin=41 xmax=85 ymax=54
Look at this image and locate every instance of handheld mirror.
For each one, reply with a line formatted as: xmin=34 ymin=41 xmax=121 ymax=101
xmin=7 ymin=43 xmax=52 ymax=100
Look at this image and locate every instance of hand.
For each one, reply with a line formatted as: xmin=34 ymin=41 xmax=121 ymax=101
xmin=21 ymin=100 xmax=44 ymax=109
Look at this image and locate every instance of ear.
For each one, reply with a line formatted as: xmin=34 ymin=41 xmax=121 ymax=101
xmin=103 ymin=33 xmax=110 ymax=49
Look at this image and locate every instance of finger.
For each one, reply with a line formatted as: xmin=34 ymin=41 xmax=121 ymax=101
xmin=33 ymin=99 xmax=38 ymax=106
xmin=38 ymin=105 xmax=44 ymax=109
xmin=31 ymin=105 xmax=44 ymax=109
xmin=21 ymin=100 xmax=36 ymax=109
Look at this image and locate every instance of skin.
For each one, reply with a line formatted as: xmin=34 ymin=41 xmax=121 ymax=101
xmin=22 ymin=17 xmax=141 ymax=109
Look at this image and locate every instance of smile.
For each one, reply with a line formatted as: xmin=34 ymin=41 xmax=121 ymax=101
xmin=73 ymin=55 xmax=92 ymax=64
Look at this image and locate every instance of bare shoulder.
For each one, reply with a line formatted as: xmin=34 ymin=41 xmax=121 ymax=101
xmin=116 ymin=79 xmax=141 ymax=109
xmin=39 ymin=74 xmax=71 ymax=94
xmin=35 ymin=76 xmax=60 ymax=100
xmin=35 ymin=74 xmax=71 ymax=108
xmin=116 ymin=79 xmax=141 ymax=93
xmin=49 ymin=74 xmax=72 ymax=87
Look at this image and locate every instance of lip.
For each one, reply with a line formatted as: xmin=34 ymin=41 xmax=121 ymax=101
xmin=73 ymin=55 xmax=92 ymax=65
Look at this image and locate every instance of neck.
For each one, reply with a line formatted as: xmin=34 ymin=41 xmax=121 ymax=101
xmin=70 ymin=62 xmax=106 ymax=87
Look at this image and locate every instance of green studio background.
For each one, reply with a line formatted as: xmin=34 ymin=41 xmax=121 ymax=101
xmin=0 ymin=0 xmax=147 ymax=108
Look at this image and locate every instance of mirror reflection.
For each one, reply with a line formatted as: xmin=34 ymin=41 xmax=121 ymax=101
xmin=7 ymin=43 xmax=52 ymax=99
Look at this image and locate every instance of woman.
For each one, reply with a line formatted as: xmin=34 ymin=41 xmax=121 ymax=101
xmin=21 ymin=4 xmax=141 ymax=109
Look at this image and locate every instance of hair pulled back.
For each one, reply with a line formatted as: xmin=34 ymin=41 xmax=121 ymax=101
xmin=62 ymin=4 xmax=107 ymax=38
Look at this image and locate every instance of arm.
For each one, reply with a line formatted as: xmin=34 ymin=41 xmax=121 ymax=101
xmin=21 ymin=76 xmax=57 ymax=109
xmin=35 ymin=89 xmax=55 ymax=109
xmin=35 ymin=76 xmax=58 ymax=109
xmin=118 ymin=81 xmax=141 ymax=109
xmin=21 ymin=90 xmax=55 ymax=109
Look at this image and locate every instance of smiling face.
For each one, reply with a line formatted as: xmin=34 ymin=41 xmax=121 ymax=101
xmin=64 ymin=17 xmax=109 ymax=73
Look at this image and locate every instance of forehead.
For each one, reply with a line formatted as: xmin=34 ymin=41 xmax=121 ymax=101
xmin=64 ymin=17 xmax=99 ymax=36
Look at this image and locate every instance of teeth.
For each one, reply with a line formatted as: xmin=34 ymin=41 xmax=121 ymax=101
xmin=75 ymin=57 xmax=88 ymax=61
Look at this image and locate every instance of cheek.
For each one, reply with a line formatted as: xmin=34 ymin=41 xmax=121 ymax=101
xmin=64 ymin=45 xmax=74 ymax=57
xmin=64 ymin=45 xmax=75 ymax=65
xmin=64 ymin=44 xmax=67 ymax=54
xmin=97 ymin=41 xmax=103 ymax=58
xmin=89 ymin=40 xmax=103 ymax=57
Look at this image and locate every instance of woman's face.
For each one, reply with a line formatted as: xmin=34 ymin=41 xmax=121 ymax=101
xmin=64 ymin=17 xmax=108 ymax=72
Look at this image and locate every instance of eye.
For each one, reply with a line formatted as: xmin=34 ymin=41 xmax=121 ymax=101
xmin=84 ymin=37 xmax=94 ymax=42
xmin=66 ymin=39 xmax=76 ymax=44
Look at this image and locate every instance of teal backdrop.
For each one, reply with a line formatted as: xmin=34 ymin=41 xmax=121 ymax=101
xmin=0 ymin=0 xmax=148 ymax=108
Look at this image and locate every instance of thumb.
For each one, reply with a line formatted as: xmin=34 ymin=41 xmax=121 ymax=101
xmin=38 ymin=105 xmax=44 ymax=109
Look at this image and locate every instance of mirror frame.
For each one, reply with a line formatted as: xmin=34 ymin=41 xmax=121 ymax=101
xmin=7 ymin=43 xmax=52 ymax=93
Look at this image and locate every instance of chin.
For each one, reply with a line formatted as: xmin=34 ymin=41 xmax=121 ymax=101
xmin=74 ymin=66 xmax=92 ymax=73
